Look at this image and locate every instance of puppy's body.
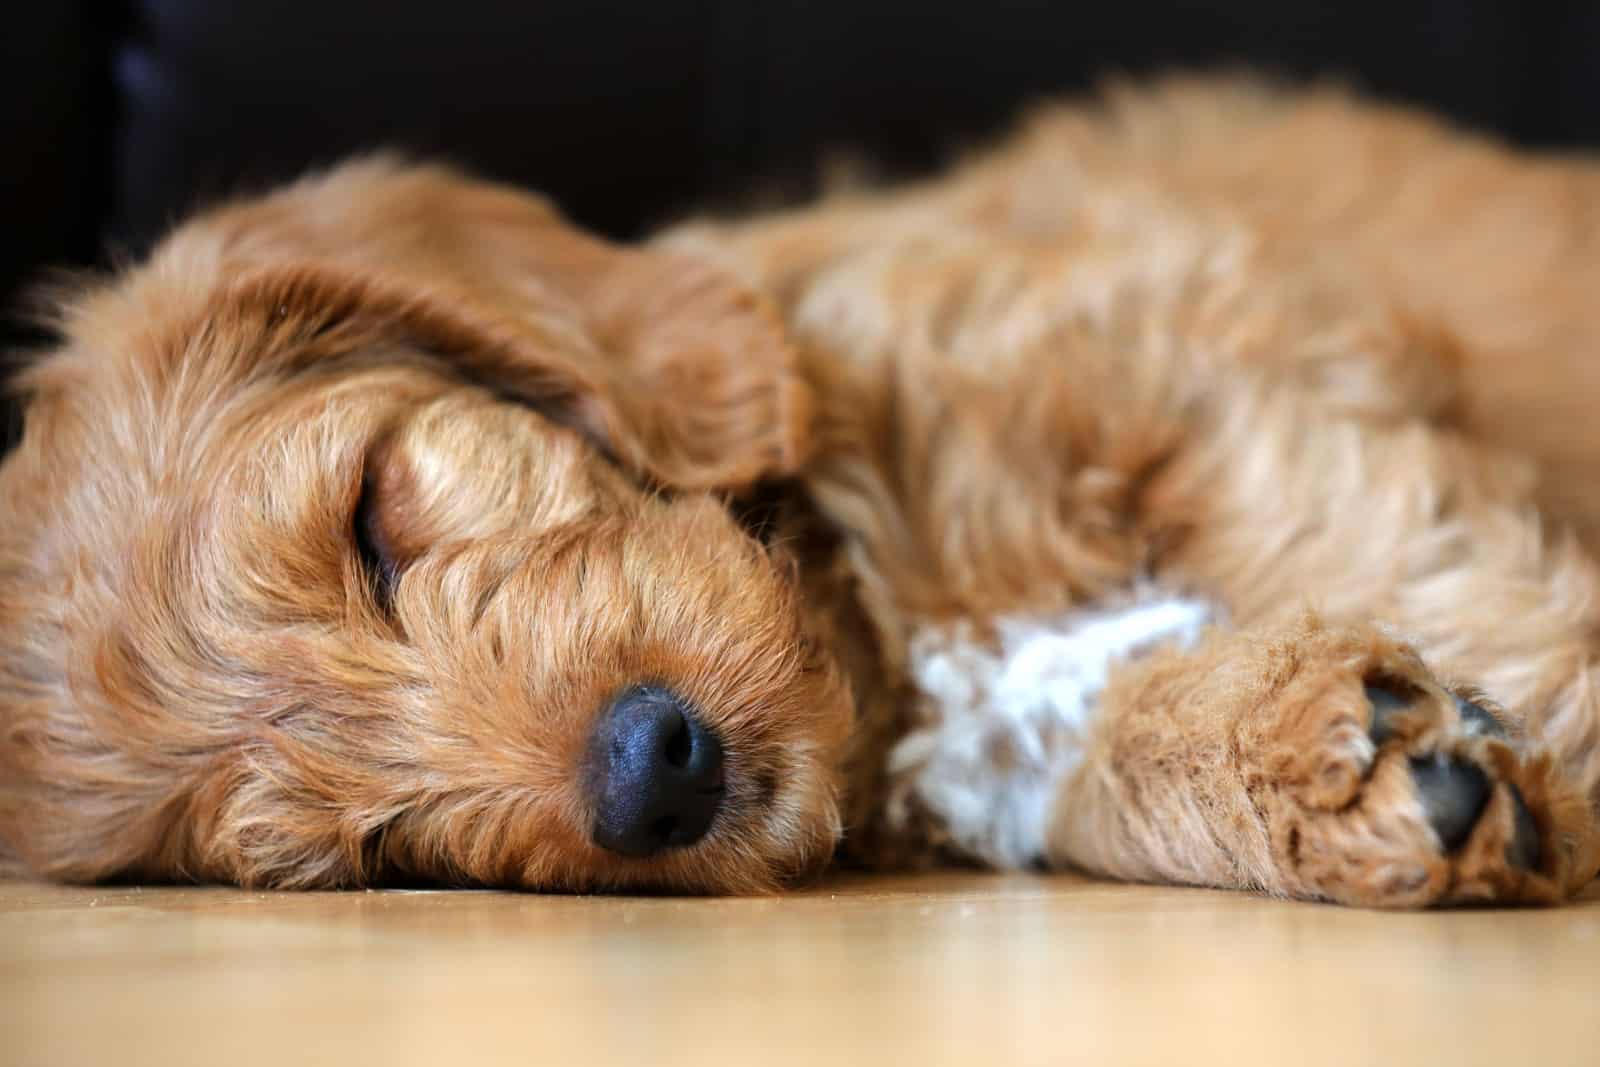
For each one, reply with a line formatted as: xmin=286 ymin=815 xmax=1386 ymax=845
xmin=4 ymin=78 xmax=1600 ymax=906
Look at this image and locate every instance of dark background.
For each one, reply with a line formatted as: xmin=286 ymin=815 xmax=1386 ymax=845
xmin=7 ymin=1 xmax=1600 ymax=448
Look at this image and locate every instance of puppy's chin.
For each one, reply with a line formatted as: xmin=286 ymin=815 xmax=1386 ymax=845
xmin=402 ymin=744 xmax=845 ymax=896
xmin=353 ymin=748 xmax=844 ymax=896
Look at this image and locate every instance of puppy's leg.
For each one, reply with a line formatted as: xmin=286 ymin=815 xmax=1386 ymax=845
xmin=1048 ymin=615 xmax=1600 ymax=907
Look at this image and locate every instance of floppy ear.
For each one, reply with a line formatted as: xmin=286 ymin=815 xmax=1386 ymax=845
xmin=563 ymin=248 xmax=816 ymax=491
xmin=172 ymin=157 xmax=814 ymax=492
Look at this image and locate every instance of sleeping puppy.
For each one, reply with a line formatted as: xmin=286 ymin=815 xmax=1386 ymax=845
xmin=3 ymin=76 xmax=1598 ymax=906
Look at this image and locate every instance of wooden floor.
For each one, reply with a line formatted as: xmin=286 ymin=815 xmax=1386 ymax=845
xmin=4 ymin=873 xmax=1597 ymax=1067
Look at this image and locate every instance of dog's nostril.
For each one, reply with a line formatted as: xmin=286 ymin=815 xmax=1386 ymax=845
xmin=663 ymin=717 xmax=693 ymax=770
xmin=587 ymin=685 xmax=725 ymax=859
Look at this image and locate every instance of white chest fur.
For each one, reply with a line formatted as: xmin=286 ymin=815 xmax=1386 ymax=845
xmin=889 ymin=592 xmax=1218 ymax=868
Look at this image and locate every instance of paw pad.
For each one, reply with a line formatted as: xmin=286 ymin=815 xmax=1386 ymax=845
xmin=1408 ymin=754 xmax=1490 ymax=852
xmin=1505 ymin=784 xmax=1542 ymax=871
xmin=1451 ymin=694 xmax=1506 ymax=738
xmin=1362 ymin=679 xmax=1538 ymax=871
xmin=1363 ymin=677 xmax=1419 ymax=746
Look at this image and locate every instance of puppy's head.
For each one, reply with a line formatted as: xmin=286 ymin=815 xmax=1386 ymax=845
xmin=0 ymin=160 xmax=852 ymax=892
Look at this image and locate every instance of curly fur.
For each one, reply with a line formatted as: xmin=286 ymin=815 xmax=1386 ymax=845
xmin=4 ymin=75 xmax=1600 ymax=906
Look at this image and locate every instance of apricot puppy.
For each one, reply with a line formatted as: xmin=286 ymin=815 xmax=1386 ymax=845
xmin=4 ymin=77 xmax=1600 ymax=906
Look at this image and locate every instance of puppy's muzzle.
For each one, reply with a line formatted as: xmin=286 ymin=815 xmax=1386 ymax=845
xmin=587 ymin=685 xmax=725 ymax=858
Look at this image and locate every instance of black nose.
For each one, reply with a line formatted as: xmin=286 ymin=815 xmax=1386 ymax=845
xmin=587 ymin=685 xmax=725 ymax=858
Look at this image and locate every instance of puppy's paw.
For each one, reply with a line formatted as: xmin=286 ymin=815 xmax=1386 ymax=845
xmin=1260 ymin=663 xmax=1594 ymax=908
